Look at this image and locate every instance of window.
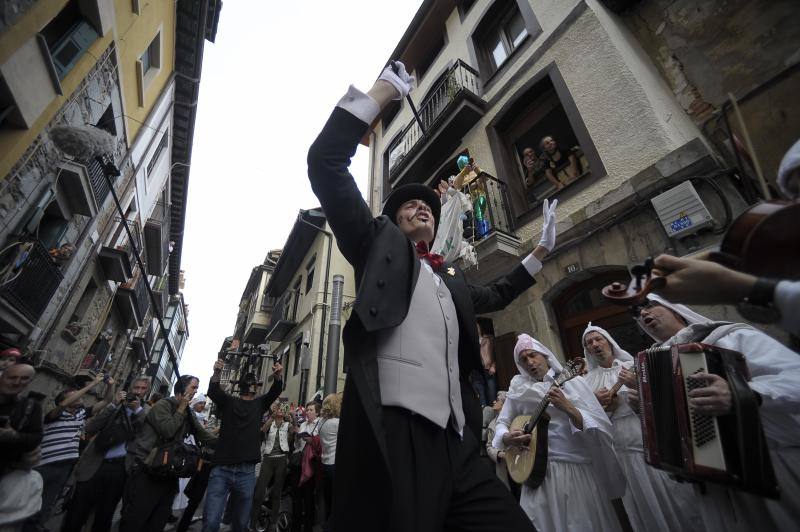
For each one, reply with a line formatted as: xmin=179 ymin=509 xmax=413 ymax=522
xmin=305 ymin=256 xmax=315 ymax=295
xmin=140 ymin=33 xmax=161 ymax=75
xmin=146 ymin=131 xmax=169 ymax=178
xmin=291 ymin=279 xmax=302 ymax=319
xmin=70 ymin=279 xmax=97 ymax=323
xmin=41 ymin=1 xmax=99 ymax=80
xmin=490 ymin=67 xmax=604 ymax=219
xmin=293 ymin=336 xmax=303 ymax=376
xmin=458 ymin=0 xmax=477 ymax=17
xmin=480 ymin=7 xmax=527 ymax=73
xmin=416 ymin=33 xmax=446 ymax=80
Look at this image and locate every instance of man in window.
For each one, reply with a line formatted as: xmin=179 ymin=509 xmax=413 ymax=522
xmin=306 ymin=61 xmax=558 ymax=531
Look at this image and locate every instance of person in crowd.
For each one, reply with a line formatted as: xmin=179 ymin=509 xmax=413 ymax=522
xmin=582 ymin=324 xmax=702 ymax=531
xmin=522 ymin=146 xmax=559 ymax=190
xmin=0 ymin=362 xmax=42 ymax=531
xmin=493 ymin=334 xmax=625 ymax=531
xmin=291 ymin=401 xmax=322 ymax=532
xmin=317 ymin=393 xmax=340 ymax=528
xmin=61 ymin=376 xmax=151 ymax=532
xmin=0 ymin=347 xmax=21 ymax=376
xmin=35 ymin=372 xmax=112 ymax=524
xmin=171 ymin=392 xmax=212 ymax=523
xmin=192 ymin=393 xmax=208 ymax=426
xmin=307 ymin=61 xmax=550 ymax=532
xmin=484 ymin=391 xmax=517 ymax=496
xmin=652 ymin=253 xmax=800 ymax=338
xmin=625 ymin=294 xmax=800 ymax=530
xmin=540 ymin=135 xmax=579 ymax=190
xmin=250 ymin=402 xmax=295 ymax=531
xmin=203 ymin=359 xmax=283 ymax=532
xmin=472 ymin=325 xmax=497 ymax=407
xmin=119 ymin=374 xmax=216 ymax=532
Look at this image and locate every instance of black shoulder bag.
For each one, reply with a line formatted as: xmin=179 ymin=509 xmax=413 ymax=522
xmin=143 ymin=407 xmax=201 ymax=478
xmin=93 ymin=405 xmax=136 ymax=452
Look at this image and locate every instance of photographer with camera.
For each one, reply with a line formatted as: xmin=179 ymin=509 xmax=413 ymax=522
xmin=35 ymin=372 xmax=113 ymax=525
xmin=203 ymin=358 xmax=283 ymax=532
xmin=61 ymin=376 xmax=151 ymax=532
xmin=120 ymin=374 xmax=217 ymax=532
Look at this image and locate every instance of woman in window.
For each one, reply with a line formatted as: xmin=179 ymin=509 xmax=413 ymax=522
xmin=540 ymin=136 xmax=580 ymax=190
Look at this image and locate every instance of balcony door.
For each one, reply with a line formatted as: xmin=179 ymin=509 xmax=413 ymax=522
xmin=552 ymin=270 xmax=651 ymax=361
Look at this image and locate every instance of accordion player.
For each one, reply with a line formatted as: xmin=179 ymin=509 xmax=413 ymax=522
xmin=636 ymin=342 xmax=779 ymax=498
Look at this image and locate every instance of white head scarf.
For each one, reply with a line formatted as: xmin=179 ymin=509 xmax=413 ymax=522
xmin=506 ymin=334 xmax=627 ymax=499
xmin=190 ymin=392 xmax=207 ymax=407
xmin=581 ymin=323 xmax=634 ymax=371
xmin=778 ymin=138 xmax=800 ymax=199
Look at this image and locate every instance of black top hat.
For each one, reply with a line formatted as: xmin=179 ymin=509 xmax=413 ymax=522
xmin=381 ymin=183 xmax=441 ymax=235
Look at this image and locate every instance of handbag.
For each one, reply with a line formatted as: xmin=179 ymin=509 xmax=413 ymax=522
xmin=143 ymin=407 xmax=201 ymax=478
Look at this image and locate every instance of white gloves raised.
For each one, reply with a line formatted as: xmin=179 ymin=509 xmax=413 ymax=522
xmin=379 ymin=61 xmax=415 ymax=100
xmin=537 ymin=198 xmax=558 ymax=252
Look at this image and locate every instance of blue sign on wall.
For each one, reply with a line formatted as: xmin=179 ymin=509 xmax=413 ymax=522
xmin=670 ymin=215 xmax=693 ymax=233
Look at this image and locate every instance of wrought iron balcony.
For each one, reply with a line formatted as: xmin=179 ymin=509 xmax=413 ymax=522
xmin=0 ymin=239 xmax=64 ymax=324
xmin=459 ymin=173 xmax=526 ymax=285
xmin=115 ymin=269 xmax=150 ymax=329
xmin=132 ymin=320 xmax=156 ymax=363
xmin=144 ymin=201 xmax=171 ymax=276
xmin=265 ymin=291 xmax=297 ymax=342
xmin=151 ymin=275 xmax=169 ymax=317
xmin=387 ymin=60 xmax=485 ymax=187
xmin=86 ymin=155 xmax=119 ymax=207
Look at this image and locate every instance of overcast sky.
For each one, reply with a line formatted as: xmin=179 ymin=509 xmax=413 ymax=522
xmin=179 ymin=1 xmax=423 ymax=388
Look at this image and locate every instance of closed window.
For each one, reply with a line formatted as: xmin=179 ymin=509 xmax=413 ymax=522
xmin=141 ymin=33 xmax=161 ymax=74
xmin=482 ymin=9 xmax=527 ymax=72
xmin=146 ymin=131 xmax=169 ymax=178
xmin=293 ymin=336 xmax=303 ymax=376
xmin=305 ymin=256 xmax=315 ymax=295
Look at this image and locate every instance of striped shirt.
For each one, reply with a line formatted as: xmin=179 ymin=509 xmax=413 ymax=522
xmin=39 ymin=408 xmax=88 ymax=466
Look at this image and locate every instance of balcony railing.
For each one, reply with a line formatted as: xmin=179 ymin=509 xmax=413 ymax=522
xmin=461 ymin=173 xmax=516 ymax=244
xmin=388 ymin=60 xmax=481 ymax=178
xmin=151 ymin=275 xmax=169 ymax=317
xmin=116 ymin=269 xmax=151 ymax=329
xmin=0 ymin=239 xmax=64 ymax=323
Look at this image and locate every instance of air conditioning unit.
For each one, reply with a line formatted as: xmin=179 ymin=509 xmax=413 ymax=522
xmin=650 ymin=181 xmax=713 ymax=239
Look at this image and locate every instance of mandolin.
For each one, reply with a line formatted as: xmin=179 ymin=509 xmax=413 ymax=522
xmin=506 ymin=358 xmax=586 ymax=487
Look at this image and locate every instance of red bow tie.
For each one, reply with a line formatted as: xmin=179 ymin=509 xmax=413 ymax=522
xmin=415 ymin=241 xmax=444 ymax=270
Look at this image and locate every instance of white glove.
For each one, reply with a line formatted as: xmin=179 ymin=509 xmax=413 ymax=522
xmin=379 ymin=61 xmax=415 ymax=100
xmin=537 ymin=198 xmax=558 ymax=252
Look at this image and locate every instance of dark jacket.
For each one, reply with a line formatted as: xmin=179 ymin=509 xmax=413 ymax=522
xmin=126 ymin=397 xmax=216 ymax=472
xmin=73 ymin=402 xmax=147 ymax=482
xmin=307 ymin=106 xmax=536 ymax=530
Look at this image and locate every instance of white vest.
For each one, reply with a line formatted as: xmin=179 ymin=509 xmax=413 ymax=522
xmin=264 ymin=421 xmax=290 ymax=454
xmin=375 ymin=263 xmax=464 ymax=432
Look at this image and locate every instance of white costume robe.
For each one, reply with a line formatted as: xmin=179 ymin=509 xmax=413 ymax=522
xmin=493 ymin=334 xmax=625 ymax=532
xmin=582 ymin=324 xmax=703 ymax=532
xmin=647 ymin=295 xmax=800 ymax=531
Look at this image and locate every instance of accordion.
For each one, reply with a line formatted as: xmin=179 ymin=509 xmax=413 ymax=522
xmin=636 ymin=342 xmax=779 ymax=498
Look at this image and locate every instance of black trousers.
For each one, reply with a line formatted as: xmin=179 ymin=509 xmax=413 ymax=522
xmin=61 ymin=458 xmax=127 ymax=532
xmin=382 ymin=407 xmax=535 ymax=532
xmin=119 ymin=466 xmax=178 ymax=532
xmin=290 ymin=462 xmax=316 ymax=532
xmin=176 ymin=464 xmax=213 ymax=532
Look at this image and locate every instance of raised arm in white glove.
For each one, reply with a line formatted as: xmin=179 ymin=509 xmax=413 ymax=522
xmin=379 ymin=61 xmax=415 ymax=100
xmin=531 ymin=199 xmax=558 ymax=262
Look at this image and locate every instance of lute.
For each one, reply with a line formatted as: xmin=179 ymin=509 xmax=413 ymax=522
xmin=505 ymin=358 xmax=586 ymax=487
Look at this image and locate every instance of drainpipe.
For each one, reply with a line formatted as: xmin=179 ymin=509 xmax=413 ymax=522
xmin=296 ymin=212 xmax=332 ymax=393
xmin=323 ymin=275 xmax=344 ymax=394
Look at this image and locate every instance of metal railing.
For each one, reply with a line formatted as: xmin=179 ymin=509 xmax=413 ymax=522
xmin=388 ymin=60 xmax=481 ymax=177
xmin=86 ymin=155 xmax=118 ymax=205
xmin=0 ymin=239 xmax=64 ymax=323
xmin=461 ymin=173 xmax=516 ymax=244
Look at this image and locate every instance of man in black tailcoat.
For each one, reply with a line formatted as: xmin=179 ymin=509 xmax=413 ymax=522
xmin=307 ymin=62 xmax=558 ymax=532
